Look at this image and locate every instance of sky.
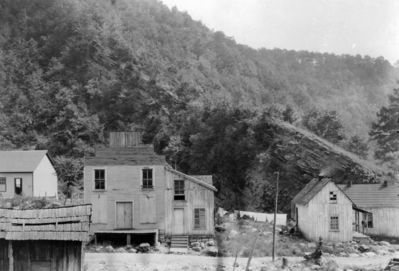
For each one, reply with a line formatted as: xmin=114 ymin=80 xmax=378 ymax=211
xmin=160 ymin=0 xmax=399 ymax=64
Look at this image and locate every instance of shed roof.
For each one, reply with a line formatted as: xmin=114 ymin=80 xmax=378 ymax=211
xmin=0 ymin=150 xmax=48 ymax=172
xmin=338 ymin=183 xmax=399 ymax=208
xmin=166 ymin=167 xmax=217 ymax=192
xmin=0 ymin=204 xmax=91 ymax=241
xmin=292 ymin=177 xmax=353 ymax=206
xmin=85 ymin=146 xmax=166 ymax=166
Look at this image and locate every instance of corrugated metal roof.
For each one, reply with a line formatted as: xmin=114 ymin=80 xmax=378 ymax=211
xmin=85 ymin=146 xmax=166 ymax=166
xmin=0 ymin=150 xmax=47 ymax=172
xmin=338 ymin=183 xmax=399 ymax=208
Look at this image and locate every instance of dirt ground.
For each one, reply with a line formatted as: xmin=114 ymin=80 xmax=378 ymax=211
xmin=84 ymin=252 xmax=399 ymax=271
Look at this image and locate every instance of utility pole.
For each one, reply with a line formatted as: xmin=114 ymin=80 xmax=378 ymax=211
xmin=272 ymin=171 xmax=280 ymax=262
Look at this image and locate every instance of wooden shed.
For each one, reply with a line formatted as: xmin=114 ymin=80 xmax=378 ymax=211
xmin=0 ymin=204 xmax=91 ymax=271
xmin=292 ymin=177 xmax=355 ymax=242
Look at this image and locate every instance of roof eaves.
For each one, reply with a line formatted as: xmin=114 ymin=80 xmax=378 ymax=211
xmin=165 ymin=166 xmax=217 ymax=192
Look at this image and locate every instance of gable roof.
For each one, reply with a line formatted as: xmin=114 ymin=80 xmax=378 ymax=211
xmin=292 ymin=178 xmax=330 ymax=205
xmin=85 ymin=146 xmax=166 ymax=166
xmin=292 ymin=177 xmax=353 ymax=206
xmin=166 ymin=167 xmax=217 ymax=192
xmin=0 ymin=150 xmax=48 ymax=172
xmin=338 ymin=183 xmax=399 ymax=208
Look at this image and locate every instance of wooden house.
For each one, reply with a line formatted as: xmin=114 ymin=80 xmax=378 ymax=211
xmin=0 ymin=150 xmax=58 ymax=199
xmin=339 ymin=181 xmax=399 ymax=238
xmin=291 ymin=177 xmax=368 ymax=242
xmin=84 ymin=132 xmax=216 ymax=248
xmin=0 ymin=204 xmax=91 ymax=271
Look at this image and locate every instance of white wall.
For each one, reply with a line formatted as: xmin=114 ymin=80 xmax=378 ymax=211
xmin=84 ymin=165 xmax=166 ymax=233
xmin=0 ymin=173 xmax=33 ymax=198
xmin=33 ymin=155 xmax=58 ymax=198
xmin=297 ymin=182 xmax=353 ymax=242
xmin=363 ymin=207 xmax=399 ymax=238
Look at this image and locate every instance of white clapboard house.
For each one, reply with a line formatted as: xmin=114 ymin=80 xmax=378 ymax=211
xmin=0 ymin=150 xmax=58 ymax=199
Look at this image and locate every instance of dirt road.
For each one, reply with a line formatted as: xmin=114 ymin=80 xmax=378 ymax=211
xmin=85 ymin=252 xmax=399 ymax=270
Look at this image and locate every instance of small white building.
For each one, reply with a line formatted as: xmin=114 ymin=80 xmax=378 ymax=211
xmin=291 ymin=177 xmax=363 ymax=242
xmin=339 ymin=181 xmax=399 ymax=238
xmin=0 ymin=150 xmax=58 ymax=198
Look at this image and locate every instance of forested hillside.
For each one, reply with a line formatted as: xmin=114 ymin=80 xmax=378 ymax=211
xmin=0 ymin=0 xmax=397 ymax=210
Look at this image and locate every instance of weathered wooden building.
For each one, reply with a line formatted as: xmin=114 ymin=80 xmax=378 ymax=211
xmin=0 ymin=150 xmax=58 ymax=199
xmin=0 ymin=204 xmax=91 ymax=271
xmin=292 ymin=177 xmax=367 ymax=242
xmin=339 ymin=181 xmax=399 ymax=238
xmin=84 ymin=132 xmax=216 ymax=248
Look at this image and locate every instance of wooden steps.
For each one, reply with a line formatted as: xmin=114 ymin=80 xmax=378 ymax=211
xmin=170 ymin=235 xmax=188 ymax=252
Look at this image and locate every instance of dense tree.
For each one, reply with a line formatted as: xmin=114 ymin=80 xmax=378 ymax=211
xmin=53 ymin=156 xmax=83 ymax=201
xmin=0 ymin=0 xmax=397 ymax=208
xmin=370 ymin=87 xmax=399 ymax=168
xmin=345 ymin=136 xmax=369 ymax=159
xmin=302 ymin=109 xmax=346 ymax=144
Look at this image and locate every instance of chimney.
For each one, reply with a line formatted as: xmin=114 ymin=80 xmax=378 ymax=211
xmin=347 ymin=180 xmax=352 ymax=187
xmin=109 ymin=131 xmax=144 ymax=148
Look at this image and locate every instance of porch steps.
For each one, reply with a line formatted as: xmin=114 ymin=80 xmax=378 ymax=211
xmin=170 ymin=235 xmax=188 ymax=253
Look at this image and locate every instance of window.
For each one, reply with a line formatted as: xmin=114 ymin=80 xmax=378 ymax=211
xmin=174 ymin=180 xmax=185 ymax=200
xmin=142 ymin=168 xmax=153 ymax=189
xmin=94 ymin=169 xmax=105 ymax=190
xmin=330 ymin=216 xmax=339 ymax=231
xmin=194 ymin=208 xmax=206 ymax=229
xmin=0 ymin=177 xmax=6 ymax=192
xmin=14 ymin=178 xmax=22 ymax=195
xmin=329 ymin=191 xmax=337 ymax=203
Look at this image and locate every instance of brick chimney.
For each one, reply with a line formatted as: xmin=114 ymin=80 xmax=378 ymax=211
xmin=109 ymin=131 xmax=144 ymax=148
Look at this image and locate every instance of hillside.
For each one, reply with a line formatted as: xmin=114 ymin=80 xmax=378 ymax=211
xmin=0 ymin=0 xmax=395 ymax=210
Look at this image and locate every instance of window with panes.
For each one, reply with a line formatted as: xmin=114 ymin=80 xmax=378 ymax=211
xmin=142 ymin=168 xmax=153 ymax=189
xmin=174 ymin=180 xmax=185 ymax=200
xmin=194 ymin=208 xmax=206 ymax=229
xmin=330 ymin=216 xmax=339 ymax=231
xmin=94 ymin=169 xmax=105 ymax=190
xmin=0 ymin=177 xmax=6 ymax=192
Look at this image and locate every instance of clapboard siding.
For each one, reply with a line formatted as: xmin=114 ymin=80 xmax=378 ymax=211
xmin=0 ymin=173 xmax=33 ymax=198
xmin=84 ymin=165 xmax=166 ymax=232
xmin=85 ymin=164 xmax=215 ymax=236
xmin=297 ymin=182 xmax=353 ymax=242
xmin=363 ymin=208 xmax=399 ymax=237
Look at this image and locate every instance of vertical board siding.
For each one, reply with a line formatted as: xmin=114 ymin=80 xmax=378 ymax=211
xmin=297 ymin=182 xmax=353 ymax=242
xmin=109 ymin=132 xmax=143 ymax=147
xmin=12 ymin=240 xmax=81 ymax=271
xmin=0 ymin=240 xmax=8 ymax=270
xmin=363 ymin=208 xmax=399 ymax=237
xmin=164 ymin=170 xmax=214 ymax=236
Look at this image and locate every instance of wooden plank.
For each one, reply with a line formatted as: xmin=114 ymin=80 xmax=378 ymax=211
xmin=8 ymin=241 xmax=13 ymax=271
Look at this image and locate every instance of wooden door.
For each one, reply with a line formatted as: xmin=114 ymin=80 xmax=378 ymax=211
xmin=173 ymin=208 xmax=184 ymax=234
xmin=116 ymin=202 xmax=133 ymax=229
